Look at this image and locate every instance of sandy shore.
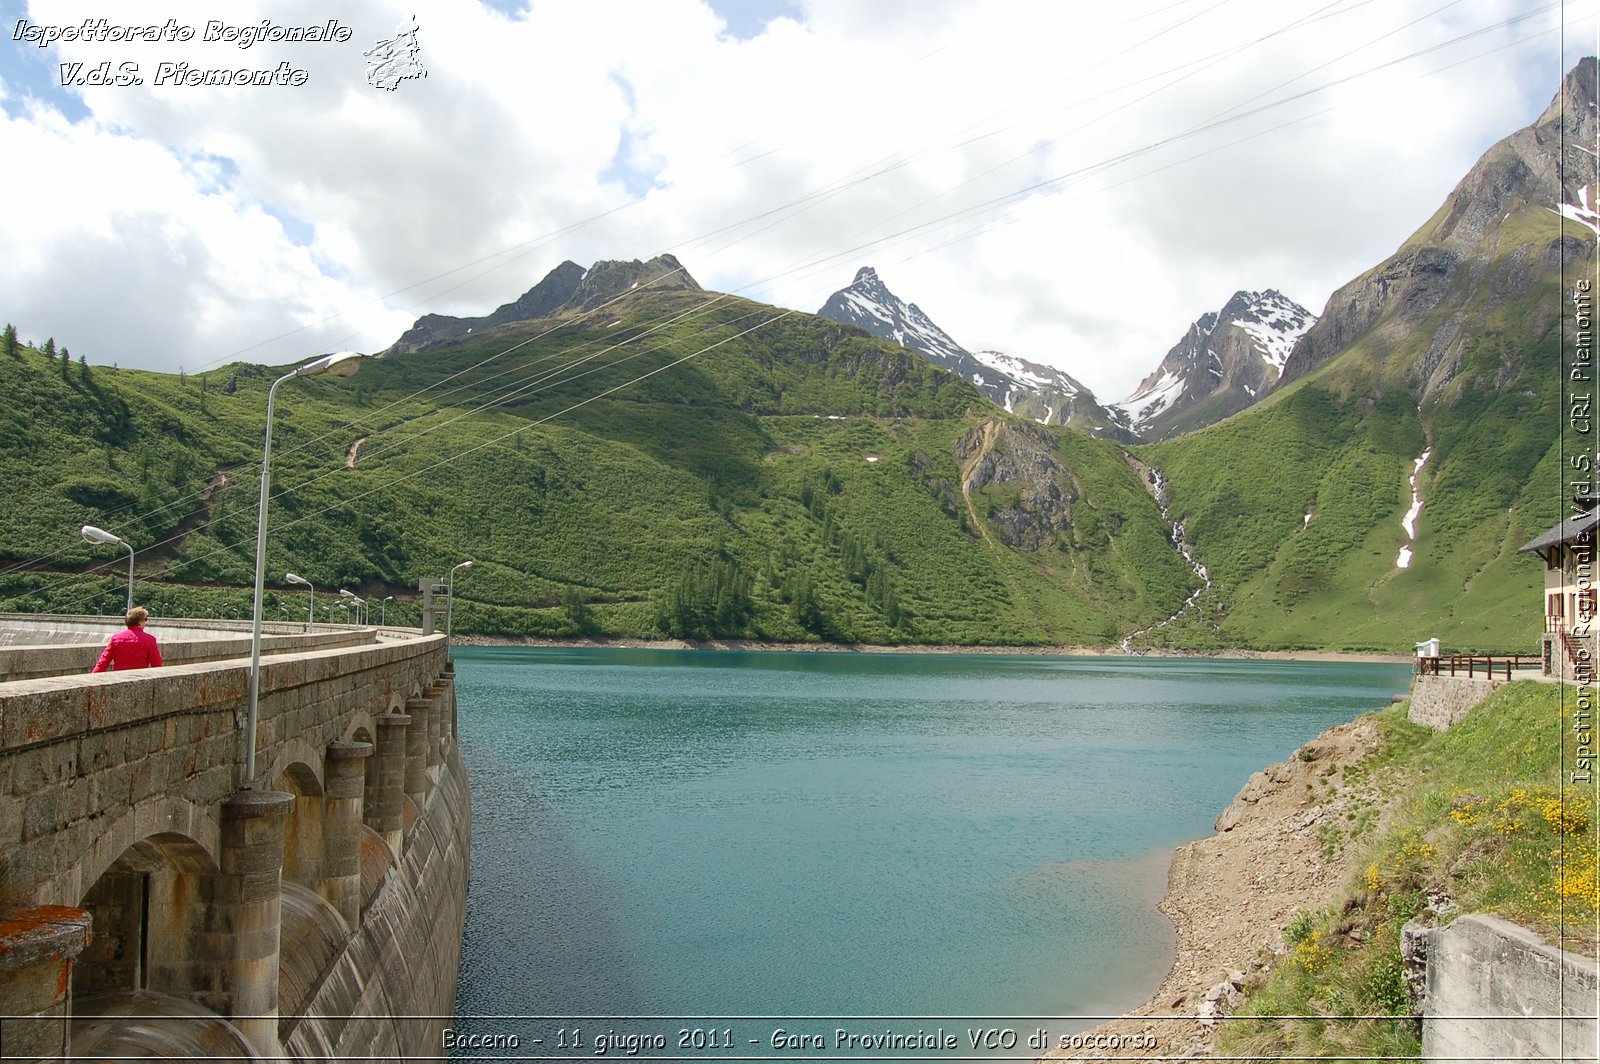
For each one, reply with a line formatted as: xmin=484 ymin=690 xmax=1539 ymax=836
xmin=1037 ymin=714 xmax=1400 ymax=1062
xmin=447 ymin=633 xmax=1413 ymax=664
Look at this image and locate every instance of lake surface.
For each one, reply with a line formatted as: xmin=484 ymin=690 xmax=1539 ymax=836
xmin=450 ymin=648 xmax=1411 ymax=1048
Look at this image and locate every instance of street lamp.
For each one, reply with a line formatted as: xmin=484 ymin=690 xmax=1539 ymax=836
xmin=285 ymin=572 xmax=314 ymax=632
xmin=381 ymin=595 xmax=394 ymax=626
xmin=81 ymin=525 xmax=134 ymax=612
xmin=339 ymin=588 xmax=367 ymax=626
xmin=446 ymin=560 xmax=473 ymax=643
xmin=245 ymin=351 xmax=364 ymax=789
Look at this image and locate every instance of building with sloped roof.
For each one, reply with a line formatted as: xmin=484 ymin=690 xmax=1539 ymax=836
xmin=1518 ymin=496 xmax=1598 ymax=679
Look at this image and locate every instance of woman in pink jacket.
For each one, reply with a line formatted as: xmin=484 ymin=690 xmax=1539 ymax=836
xmin=92 ymin=606 xmax=164 ymax=672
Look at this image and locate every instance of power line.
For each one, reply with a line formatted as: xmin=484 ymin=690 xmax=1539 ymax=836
xmin=8 ymin=4 xmax=1572 ymax=613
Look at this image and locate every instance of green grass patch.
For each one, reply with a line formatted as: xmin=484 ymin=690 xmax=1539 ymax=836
xmin=1220 ymin=683 xmax=1593 ymax=1061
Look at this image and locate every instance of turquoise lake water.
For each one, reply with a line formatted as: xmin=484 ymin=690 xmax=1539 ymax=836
xmin=450 ymin=648 xmax=1412 ymax=1045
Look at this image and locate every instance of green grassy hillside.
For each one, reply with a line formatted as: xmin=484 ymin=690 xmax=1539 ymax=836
xmin=0 ymin=185 xmax=1572 ymax=654
xmin=0 ymin=298 xmax=1196 ymax=645
xmin=1140 ymin=210 xmax=1570 ymax=654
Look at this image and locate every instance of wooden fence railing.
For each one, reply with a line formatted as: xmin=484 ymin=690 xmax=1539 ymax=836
xmin=1417 ymin=654 xmax=1544 ymax=681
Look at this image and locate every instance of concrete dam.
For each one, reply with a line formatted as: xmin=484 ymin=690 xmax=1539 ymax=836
xmin=0 ymin=615 xmax=469 ymax=1061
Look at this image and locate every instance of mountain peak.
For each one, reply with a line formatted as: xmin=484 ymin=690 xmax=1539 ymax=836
xmin=570 ymin=254 xmax=701 ymax=310
xmin=1279 ymin=56 xmax=1599 ymax=391
xmin=384 ymin=254 xmax=702 ymax=355
xmin=1112 ymin=289 xmax=1315 ymax=440
xmin=1536 ymin=54 xmax=1598 ymax=128
xmin=817 ymin=267 xmax=1130 ymax=439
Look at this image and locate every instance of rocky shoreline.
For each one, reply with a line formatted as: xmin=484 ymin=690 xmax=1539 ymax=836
xmin=1040 ymin=715 xmax=1399 ymax=1062
xmin=446 ymin=632 xmax=1411 ymax=664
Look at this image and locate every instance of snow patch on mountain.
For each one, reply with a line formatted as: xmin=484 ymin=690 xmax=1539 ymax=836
xmin=1110 ymin=289 xmax=1316 ymax=438
xmin=973 ymin=350 xmax=1079 ymax=395
xmin=1396 ymin=447 xmax=1431 ymax=570
xmin=1231 ymin=293 xmax=1315 ymax=376
xmin=1119 ymin=370 xmax=1186 ymax=426
xmin=1554 ymin=186 xmax=1600 ymax=236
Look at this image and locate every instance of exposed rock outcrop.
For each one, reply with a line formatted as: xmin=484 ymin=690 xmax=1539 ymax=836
xmin=953 ymin=420 xmax=1078 ymax=550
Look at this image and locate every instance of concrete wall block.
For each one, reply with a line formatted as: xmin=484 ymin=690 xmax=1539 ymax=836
xmin=1 ymin=689 xmax=77 ymax=749
xmin=99 ymin=763 xmax=136 ymax=809
xmin=78 ymin=728 xmax=127 ymax=775
xmin=213 ymin=726 xmax=238 ymax=760
xmin=22 ymin=790 xmax=64 ymax=842
xmin=1424 ymin=913 xmax=1599 ymax=1062
xmin=122 ymin=720 xmax=157 ymax=761
xmin=130 ymin=758 xmax=167 ymax=804
xmin=0 ymin=781 xmax=23 ymax=850
xmin=55 ymin=820 xmax=95 ymax=875
xmin=13 ymin=741 xmax=78 ymax=794
xmin=167 ymin=744 xmax=197 ymax=784
xmin=192 ymin=764 xmax=234 ymax=801
xmin=149 ymin=671 xmax=219 ymax=720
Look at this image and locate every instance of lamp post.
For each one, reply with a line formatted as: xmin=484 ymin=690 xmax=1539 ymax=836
xmin=381 ymin=595 xmax=393 ymax=626
xmin=339 ymin=588 xmax=367 ymax=626
xmin=285 ymin=572 xmax=314 ymax=632
xmin=446 ymin=560 xmax=472 ymax=643
xmin=80 ymin=525 xmax=134 ymax=612
xmin=244 ymin=351 xmax=363 ymax=789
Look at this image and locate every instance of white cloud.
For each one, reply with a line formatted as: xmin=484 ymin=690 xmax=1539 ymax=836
xmin=0 ymin=0 xmax=1589 ymax=401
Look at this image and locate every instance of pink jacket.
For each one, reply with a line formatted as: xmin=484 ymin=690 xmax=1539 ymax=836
xmin=92 ymin=627 xmax=163 ymax=672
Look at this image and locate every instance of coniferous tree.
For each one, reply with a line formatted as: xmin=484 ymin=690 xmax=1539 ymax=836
xmin=2 ymin=324 xmax=16 ymax=359
xmin=43 ymin=337 xmax=56 ymax=360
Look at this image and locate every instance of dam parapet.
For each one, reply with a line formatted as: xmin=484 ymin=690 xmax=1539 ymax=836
xmin=0 ymin=619 xmax=468 ymax=1062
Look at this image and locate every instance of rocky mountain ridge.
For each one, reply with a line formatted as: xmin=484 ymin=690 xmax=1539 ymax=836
xmin=1111 ymin=289 xmax=1315 ymax=441
xmin=385 ymin=253 xmax=702 ymax=355
xmin=1276 ymin=55 xmax=1599 ymax=398
xmin=817 ymin=267 xmax=1133 ymax=439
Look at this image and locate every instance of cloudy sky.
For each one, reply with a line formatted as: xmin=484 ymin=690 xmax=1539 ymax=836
xmin=0 ymin=0 xmax=1592 ymax=403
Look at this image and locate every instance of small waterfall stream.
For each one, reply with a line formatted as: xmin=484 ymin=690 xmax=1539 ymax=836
xmin=1122 ymin=465 xmax=1211 ymax=653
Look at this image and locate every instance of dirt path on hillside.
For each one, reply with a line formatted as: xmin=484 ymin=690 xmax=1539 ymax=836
xmin=346 ymin=435 xmax=369 ymax=469
xmin=956 ymin=419 xmax=1003 ymax=550
xmin=1040 ymin=715 xmax=1401 ymax=1062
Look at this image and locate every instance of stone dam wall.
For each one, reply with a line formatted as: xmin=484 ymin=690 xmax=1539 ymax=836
xmin=1406 ymin=673 xmax=1506 ymax=731
xmin=0 ymin=623 xmax=470 ymax=1062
